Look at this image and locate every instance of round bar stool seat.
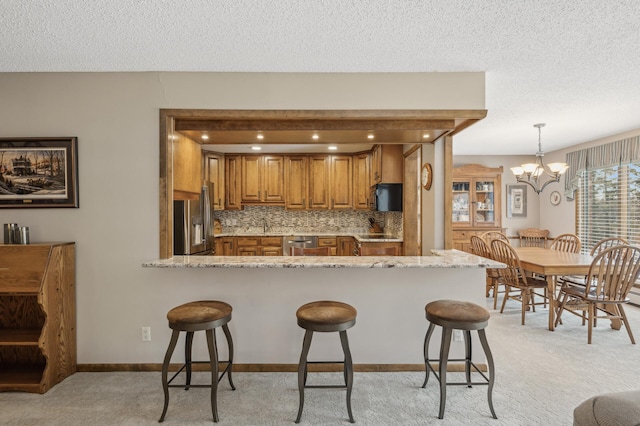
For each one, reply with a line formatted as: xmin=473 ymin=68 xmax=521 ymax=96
xmin=422 ymin=299 xmax=497 ymax=420
xmin=160 ymin=300 xmax=235 ymax=423
xmin=295 ymin=300 xmax=357 ymax=424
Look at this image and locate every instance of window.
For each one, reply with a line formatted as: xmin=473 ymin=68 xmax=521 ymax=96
xmin=577 ymin=161 xmax=640 ymax=254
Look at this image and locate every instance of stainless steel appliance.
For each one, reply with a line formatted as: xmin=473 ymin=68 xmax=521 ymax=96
xmin=173 ymin=183 xmax=214 ymax=255
xmin=370 ymin=183 xmax=403 ymax=211
xmin=282 ymin=236 xmax=318 ymax=256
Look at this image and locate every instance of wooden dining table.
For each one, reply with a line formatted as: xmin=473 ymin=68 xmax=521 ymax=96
xmin=514 ymin=247 xmax=594 ymax=331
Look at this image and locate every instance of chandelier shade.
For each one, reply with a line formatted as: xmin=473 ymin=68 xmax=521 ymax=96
xmin=510 ymin=123 xmax=569 ymax=194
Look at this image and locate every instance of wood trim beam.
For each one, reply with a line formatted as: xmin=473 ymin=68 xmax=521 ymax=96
xmin=175 ymin=119 xmax=456 ymax=132
xmin=444 ymin=135 xmax=454 ymax=249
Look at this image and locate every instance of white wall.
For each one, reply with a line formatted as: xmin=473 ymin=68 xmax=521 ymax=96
xmin=0 ymin=72 xmax=485 ymax=364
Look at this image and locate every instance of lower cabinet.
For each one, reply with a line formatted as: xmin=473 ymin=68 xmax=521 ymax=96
xmin=338 ymin=237 xmax=356 ymax=256
xmin=356 ymin=241 xmax=403 ymax=256
xmin=452 ymin=228 xmax=505 ymax=253
xmin=0 ymin=243 xmax=76 ymax=393
xmin=217 ymin=236 xmax=283 ymax=256
xmin=317 ymin=237 xmax=338 ymax=255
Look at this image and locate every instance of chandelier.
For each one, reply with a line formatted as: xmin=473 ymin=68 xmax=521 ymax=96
xmin=510 ymin=123 xmax=569 ymax=194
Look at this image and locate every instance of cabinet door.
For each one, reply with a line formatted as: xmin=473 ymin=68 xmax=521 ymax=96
xmin=221 ymin=237 xmax=235 ymax=255
xmin=353 ymin=153 xmax=370 ymax=210
xmin=338 ymin=237 xmax=355 ymax=256
xmin=308 ymin=155 xmax=330 ymax=209
xmin=262 ymin=155 xmax=285 ymax=203
xmin=371 ymin=144 xmax=381 ymax=184
xmin=260 ymin=246 xmax=283 ymax=256
xmin=330 ymin=155 xmax=353 ymax=209
xmin=285 ymin=155 xmax=308 ymax=210
xmin=225 ymin=156 xmax=242 ymax=210
xmin=452 ymin=180 xmax=471 ymax=226
xmin=173 ymin=133 xmax=202 ymax=195
xmin=237 ymin=247 xmax=259 ymax=256
xmin=473 ymin=179 xmax=498 ymax=227
xmin=241 ymin=156 xmax=262 ymax=202
xmin=206 ymin=153 xmax=225 ymax=211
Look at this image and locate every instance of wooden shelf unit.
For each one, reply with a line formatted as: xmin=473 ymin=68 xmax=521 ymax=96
xmin=0 ymin=243 xmax=76 ymax=393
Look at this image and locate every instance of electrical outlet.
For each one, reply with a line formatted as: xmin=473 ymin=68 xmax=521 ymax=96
xmin=141 ymin=326 xmax=151 ymax=342
xmin=453 ymin=330 xmax=463 ymax=342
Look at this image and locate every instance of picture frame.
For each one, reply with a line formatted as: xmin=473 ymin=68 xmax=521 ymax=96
xmin=0 ymin=137 xmax=79 ymax=208
xmin=506 ymin=184 xmax=527 ymax=218
xmin=421 ymin=162 xmax=432 ymax=190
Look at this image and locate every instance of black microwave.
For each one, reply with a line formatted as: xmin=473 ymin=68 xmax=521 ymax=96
xmin=370 ymin=183 xmax=402 ymax=211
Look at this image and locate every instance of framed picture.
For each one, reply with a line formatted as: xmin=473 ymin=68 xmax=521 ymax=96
xmin=0 ymin=137 xmax=79 ymax=208
xmin=506 ymin=184 xmax=527 ymax=218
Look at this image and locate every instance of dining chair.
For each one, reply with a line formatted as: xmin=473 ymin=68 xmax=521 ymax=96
xmin=559 ymin=237 xmax=628 ymax=290
xmin=359 ymin=246 xmax=399 ymax=256
xmin=470 ymin=236 xmax=502 ymax=309
xmin=549 ymin=233 xmax=581 ymax=253
xmin=554 ymin=245 xmax=640 ymax=344
xmin=517 ymin=228 xmax=550 ymax=248
xmin=291 ymin=246 xmax=331 ymax=256
xmin=490 ymin=240 xmax=548 ymax=325
xmin=480 ymin=231 xmax=509 ymax=246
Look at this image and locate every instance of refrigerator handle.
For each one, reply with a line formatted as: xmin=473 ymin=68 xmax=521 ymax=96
xmin=202 ymin=184 xmax=211 ymax=244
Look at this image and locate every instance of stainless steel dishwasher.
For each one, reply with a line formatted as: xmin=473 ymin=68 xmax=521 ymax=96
xmin=282 ymin=236 xmax=318 ymax=255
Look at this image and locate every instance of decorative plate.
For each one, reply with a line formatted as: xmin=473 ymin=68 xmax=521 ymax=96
xmin=550 ymin=190 xmax=561 ymax=206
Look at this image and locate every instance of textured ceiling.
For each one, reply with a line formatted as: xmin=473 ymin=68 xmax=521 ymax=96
xmin=2 ymin=0 xmax=640 ymax=155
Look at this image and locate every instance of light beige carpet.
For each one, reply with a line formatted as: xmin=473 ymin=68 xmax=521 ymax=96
xmin=2 ymin=299 xmax=639 ymax=425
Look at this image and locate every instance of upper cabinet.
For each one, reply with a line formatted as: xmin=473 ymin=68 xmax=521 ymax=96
xmin=451 ymin=164 xmax=504 ymax=252
xmin=173 ymin=133 xmax=202 ymax=196
xmin=204 ymin=152 xmax=225 ymax=211
xmin=353 ymin=152 xmax=370 ymax=210
xmin=371 ymin=144 xmax=403 ymax=184
xmin=284 ymin=155 xmax=308 ymax=210
xmin=240 ymin=155 xmax=285 ymax=204
xmin=330 ymin=155 xmax=353 ymax=209
xmin=225 ymin=155 xmax=242 ymax=210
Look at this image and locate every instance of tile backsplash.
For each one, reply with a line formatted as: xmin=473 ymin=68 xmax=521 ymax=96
xmin=214 ymin=206 xmax=402 ymax=236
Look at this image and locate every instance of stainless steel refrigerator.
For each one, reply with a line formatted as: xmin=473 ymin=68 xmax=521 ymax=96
xmin=173 ymin=183 xmax=214 ymax=255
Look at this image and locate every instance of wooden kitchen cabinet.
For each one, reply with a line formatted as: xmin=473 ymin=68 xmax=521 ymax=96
xmin=353 ymin=152 xmax=371 ymax=210
xmin=214 ymin=237 xmax=236 ymax=255
xmin=223 ymin=236 xmax=283 ymax=256
xmin=0 ymin=243 xmax=76 ymax=393
xmin=452 ymin=164 xmax=504 ymax=253
xmin=338 ymin=236 xmax=356 ymax=256
xmin=241 ymin=155 xmax=285 ymax=204
xmin=318 ymin=237 xmax=338 ymax=255
xmin=356 ymin=241 xmax=403 ymax=256
xmin=173 ymin=133 xmax=202 ymax=196
xmin=371 ymin=144 xmax=403 ymax=184
xmin=205 ymin=152 xmax=225 ymax=211
xmin=308 ymin=155 xmax=352 ymax=210
xmin=225 ymin=155 xmax=242 ymax=210
xmin=284 ymin=155 xmax=308 ymax=210
xmin=330 ymin=155 xmax=353 ymax=209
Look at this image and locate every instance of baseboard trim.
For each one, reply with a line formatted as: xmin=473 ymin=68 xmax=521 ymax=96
xmin=77 ymin=363 xmax=487 ymax=373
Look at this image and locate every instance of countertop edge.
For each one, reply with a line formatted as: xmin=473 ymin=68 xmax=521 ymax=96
xmin=142 ymin=250 xmax=504 ymax=269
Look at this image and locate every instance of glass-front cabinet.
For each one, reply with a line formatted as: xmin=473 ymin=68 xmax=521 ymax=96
xmin=451 ymin=164 xmax=504 ymax=253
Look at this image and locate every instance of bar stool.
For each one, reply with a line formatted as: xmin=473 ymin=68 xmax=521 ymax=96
xmin=295 ymin=300 xmax=357 ymax=424
xmin=159 ymin=300 xmax=235 ymax=423
xmin=421 ymin=299 xmax=497 ymax=420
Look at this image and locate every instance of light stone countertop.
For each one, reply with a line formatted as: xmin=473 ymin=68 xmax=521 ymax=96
xmin=142 ymin=249 xmax=504 ymax=269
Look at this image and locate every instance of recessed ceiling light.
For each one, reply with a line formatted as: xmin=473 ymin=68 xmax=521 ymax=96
xmin=422 ymin=133 xmax=430 ymax=139
xmin=201 ymin=134 xmax=209 ymax=140
xmin=312 ymin=134 xmax=319 ymax=140
xmin=251 ymin=146 xmax=262 ymax=151
xmin=367 ymin=134 xmax=375 ymax=140
xmin=257 ymin=134 xmax=264 ymax=140
xmin=328 ymin=146 xmax=338 ymax=151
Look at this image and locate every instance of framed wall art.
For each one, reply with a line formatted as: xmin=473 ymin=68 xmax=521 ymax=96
xmin=0 ymin=137 xmax=79 ymax=208
xmin=506 ymin=184 xmax=527 ymax=218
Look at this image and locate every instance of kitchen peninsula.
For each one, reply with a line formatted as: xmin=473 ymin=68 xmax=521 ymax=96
xmin=143 ymin=250 xmax=502 ymax=368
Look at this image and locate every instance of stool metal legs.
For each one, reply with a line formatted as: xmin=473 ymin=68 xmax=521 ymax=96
xmin=422 ymin=324 xmax=497 ymax=420
xmin=159 ymin=326 xmax=235 ymax=423
xmin=296 ymin=330 xmax=355 ymax=424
